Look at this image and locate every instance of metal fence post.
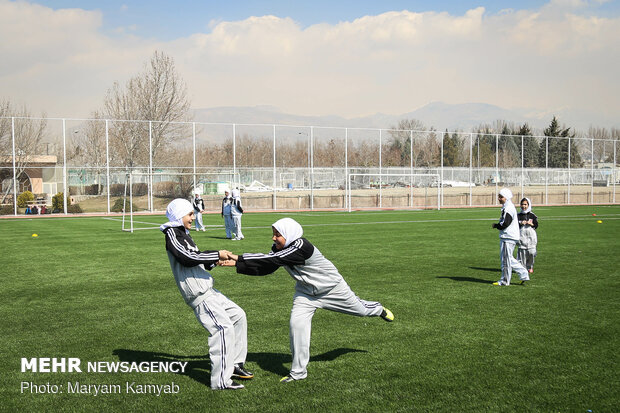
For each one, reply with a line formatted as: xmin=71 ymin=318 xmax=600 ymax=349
xmin=469 ymin=133 xmax=473 ymax=206
xmin=106 ymin=119 xmax=110 ymax=214
xmin=273 ymin=124 xmax=277 ymax=211
xmin=568 ymin=137 xmax=571 ymax=204
xmin=345 ymin=128 xmax=349 ymax=210
xmin=11 ymin=117 xmax=17 ymax=215
xmin=379 ymin=129 xmax=382 ymax=208
xmin=149 ymin=121 xmax=153 ymax=211
xmin=62 ymin=118 xmax=67 ymax=214
xmin=591 ymin=138 xmax=594 ymax=204
xmin=192 ymin=122 xmax=196 ymax=192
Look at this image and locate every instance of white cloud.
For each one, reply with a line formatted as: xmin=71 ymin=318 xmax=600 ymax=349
xmin=0 ymin=0 xmax=618 ymax=128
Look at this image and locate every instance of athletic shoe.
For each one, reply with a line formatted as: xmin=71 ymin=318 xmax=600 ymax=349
xmin=223 ymin=381 xmax=245 ymax=390
xmin=279 ymin=376 xmax=296 ymax=383
xmin=492 ymin=281 xmax=505 ymax=286
xmin=520 ymin=280 xmax=528 ymax=285
xmin=380 ymin=308 xmax=394 ymax=322
xmin=233 ymin=363 xmax=254 ymax=379
xmin=528 ymin=269 xmax=533 ymax=274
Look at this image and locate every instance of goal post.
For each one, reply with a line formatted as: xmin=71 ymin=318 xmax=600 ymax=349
xmin=120 ymin=170 xmax=240 ymax=233
xmin=346 ymin=172 xmax=441 ymax=212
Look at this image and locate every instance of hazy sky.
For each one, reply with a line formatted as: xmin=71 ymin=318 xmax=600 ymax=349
xmin=1 ymin=0 xmax=619 ymax=127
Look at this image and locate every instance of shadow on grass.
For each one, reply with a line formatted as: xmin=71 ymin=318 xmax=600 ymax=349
xmin=436 ymin=276 xmax=494 ymax=284
xmin=113 ymin=347 xmax=366 ymax=387
xmin=468 ymin=266 xmax=499 ymax=272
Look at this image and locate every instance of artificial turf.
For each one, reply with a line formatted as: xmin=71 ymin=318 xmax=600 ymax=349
xmin=1 ymin=205 xmax=618 ymax=412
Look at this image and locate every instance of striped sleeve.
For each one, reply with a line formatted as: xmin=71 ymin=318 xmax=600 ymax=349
xmin=164 ymin=227 xmax=219 ymax=268
xmin=236 ymin=238 xmax=310 ymax=276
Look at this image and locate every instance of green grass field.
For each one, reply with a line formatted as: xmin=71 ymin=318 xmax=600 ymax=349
xmin=1 ymin=206 xmax=619 ymax=412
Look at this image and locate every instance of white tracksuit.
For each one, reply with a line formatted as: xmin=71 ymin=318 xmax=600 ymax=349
xmin=494 ymin=200 xmax=529 ymax=285
xmin=230 ymin=190 xmax=244 ymax=240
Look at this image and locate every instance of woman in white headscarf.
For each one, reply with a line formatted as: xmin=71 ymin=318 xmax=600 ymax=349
xmin=220 ymin=217 xmax=394 ymax=383
xmin=517 ymin=197 xmax=538 ymax=273
xmin=491 ymin=188 xmax=530 ymax=286
xmin=160 ymin=198 xmax=253 ymax=390
xmin=230 ymin=188 xmax=244 ymax=240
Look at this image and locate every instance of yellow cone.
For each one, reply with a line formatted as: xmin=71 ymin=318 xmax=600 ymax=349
xmin=596 ymin=220 xmax=603 ymax=224
xmin=32 ymin=233 xmax=38 ymax=237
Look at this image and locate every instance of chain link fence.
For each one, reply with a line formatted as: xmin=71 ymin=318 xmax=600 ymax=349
xmin=1 ymin=117 xmax=618 ymax=215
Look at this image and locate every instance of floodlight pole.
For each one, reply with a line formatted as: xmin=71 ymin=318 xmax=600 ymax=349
xmin=11 ymin=117 xmax=17 ymax=216
xmin=105 ymin=119 xmax=110 ymax=214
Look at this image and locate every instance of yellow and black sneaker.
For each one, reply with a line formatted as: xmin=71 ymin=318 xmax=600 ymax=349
xmin=233 ymin=363 xmax=254 ymax=380
xmin=380 ymin=308 xmax=394 ymax=322
xmin=279 ymin=376 xmax=296 ymax=383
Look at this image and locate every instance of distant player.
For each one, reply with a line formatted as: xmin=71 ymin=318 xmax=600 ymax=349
xmin=230 ymin=188 xmax=244 ymax=240
xmin=221 ymin=190 xmax=234 ymax=239
xmin=192 ymin=193 xmax=206 ymax=232
xmin=491 ymin=188 xmax=530 ymax=286
xmin=220 ymin=217 xmax=394 ymax=383
xmin=160 ymin=198 xmax=253 ymax=390
xmin=517 ymin=197 xmax=538 ymax=274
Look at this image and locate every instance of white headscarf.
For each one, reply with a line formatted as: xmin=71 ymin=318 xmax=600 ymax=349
xmin=272 ymin=218 xmax=303 ymax=248
xmin=520 ymin=197 xmax=532 ymax=213
xmin=231 ymin=188 xmax=241 ymax=200
xmin=499 ymin=188 xmax=513 ymax=200
xmin=160 ymin=198 xmax=193 ymax=232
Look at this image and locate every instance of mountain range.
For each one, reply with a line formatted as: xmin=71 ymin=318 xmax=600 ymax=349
xmin=193 ymin=102 xmax=616 ymax=135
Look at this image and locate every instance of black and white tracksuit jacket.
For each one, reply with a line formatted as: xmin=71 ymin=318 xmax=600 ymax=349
xmin=192 ymin=198 xmax=204 ymax=212
xmin=236 ymin=238 xmax=344 ymax=297
xmin=517 ymin=211 xmax=539 ymax=229
xmin=162 ymin=225 xmax=220 ymax=308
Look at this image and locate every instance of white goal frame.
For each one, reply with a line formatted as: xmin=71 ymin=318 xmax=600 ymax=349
xmin=346 ymin=173 xmax=441 ymax=212
xmin=121 ymin=171 xmax=240 ymax=233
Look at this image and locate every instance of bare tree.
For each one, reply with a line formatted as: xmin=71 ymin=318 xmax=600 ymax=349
xmin=68 ymin=111 xmax=108 ymax=194
xmin=104 ymin=51 xmax=192 ymax=169
xmin=0 ymin=100 xmax=47 ymax=203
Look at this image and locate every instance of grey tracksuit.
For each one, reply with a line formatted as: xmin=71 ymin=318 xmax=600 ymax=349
xmin=162 ymin=225 xmax=247 ymax=389
xmin=235 ymin=238 xmax=384 ymax=380
xmin=517 ymin=211 xmax=538 ymax=270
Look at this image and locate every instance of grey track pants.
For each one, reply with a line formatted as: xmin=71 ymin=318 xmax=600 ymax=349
xmin=194 ymin=288 xmax=248 ymax=389
xmin=499 ymin=239 xmax=529 ymax=285
xmin=288 ymin=279 xmax=384 ymax=380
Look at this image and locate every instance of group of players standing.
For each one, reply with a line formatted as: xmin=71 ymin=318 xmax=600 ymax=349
xmin=192 ymin=189 xmax=244 ymax=240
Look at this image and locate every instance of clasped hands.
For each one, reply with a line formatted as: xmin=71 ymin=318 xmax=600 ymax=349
xmin=217 ymin=250 xmax=239 ymax=267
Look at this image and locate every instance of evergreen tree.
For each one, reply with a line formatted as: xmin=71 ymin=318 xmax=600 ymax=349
xmin=540 ymin=116 xmax=582 ymax=168
xmin=442 ymin=130 xmax=464 ymax=166
xmin=517 ymin=123 xmax=539 ymax=167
